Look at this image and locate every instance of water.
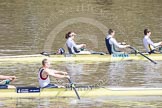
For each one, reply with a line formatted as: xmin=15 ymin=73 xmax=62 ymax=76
xmin=1 ymin=97 xmax=162 ymax=108
xmin=1 ymin=0 xmax=162 ymax=55
xmin=1 ymin=60 xmax=162 ymax=107
xmin=1 ymin=0 xmax=162 ymax=107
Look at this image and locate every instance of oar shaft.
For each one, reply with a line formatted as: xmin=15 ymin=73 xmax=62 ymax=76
xmin=138 ymin=52 xmax=157 ymax=64
xmin=129 ymin=46 xmax=157 ymax=64
xmin=68 ymin=78 xmax=80 ymax=100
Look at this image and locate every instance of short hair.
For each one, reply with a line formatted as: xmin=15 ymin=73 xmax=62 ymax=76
xmin=42 ymin=59 xmax=48 ymax=66
xmin=144 ymin=29 xmax=151 ymax=35
xmin=108 ymin=29 xmax=114 ymax=35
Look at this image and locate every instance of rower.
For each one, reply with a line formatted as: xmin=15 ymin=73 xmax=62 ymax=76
xmin=0 ymin=75 xmax=16 ymax=88
xmin=65 ymin=32 xmax=91 ymax=54
xmin=38 ymin=58 xmax=70 ymax=88
xmin=143 ymin=29 xmax=162 ymax=54
xmin=105 ymin=29 xmax=130 ymax=55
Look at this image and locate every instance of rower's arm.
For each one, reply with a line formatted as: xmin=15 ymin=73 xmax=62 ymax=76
xmin=146 ymin=38 xmax=161 ymax=47
xmin=71 ymin=39 xmax=85 ymax=49
xmin=153 ymin=42 xmax=162 ymax=47
xmin=54 ymin=70 xmax=68 ymax=75
xmin=111 ymin=38 xmax=129 ymax=48
xmin=147 ymin=38 xmax=155 ymax=47
xmin=71 ymin=40 xmax=78 ymax=48
xmin=0 ymin=75 xmax=8 ymax=80
xmin=0 ymin=75 xmax=16 ymax=81
xmin=46 ymin=69 xmax=69 ymax=79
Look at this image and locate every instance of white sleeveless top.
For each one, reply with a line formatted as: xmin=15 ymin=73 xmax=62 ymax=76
xmin=38 ymin=68 xmax=50 ymax=88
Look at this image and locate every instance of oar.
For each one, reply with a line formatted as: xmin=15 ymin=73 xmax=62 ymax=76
xmin=40 ymin=51 xmax=56 ymax=56
xmin=79 ymin=48 xmax=106 ymax=55
xmin=129 ymin=46 xmax=157 ymax=64
xmin=67 ymin=78 xmax=80 ymax=100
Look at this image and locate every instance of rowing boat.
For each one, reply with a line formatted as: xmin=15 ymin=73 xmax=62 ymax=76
xmin=0 ymin=53 xmax=162 ymax=63
xmin=1 ymin=87 xmax=162 ymax=98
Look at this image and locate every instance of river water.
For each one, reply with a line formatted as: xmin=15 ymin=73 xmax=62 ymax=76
xmin=1 ymin=0 xmax=162 ymax=108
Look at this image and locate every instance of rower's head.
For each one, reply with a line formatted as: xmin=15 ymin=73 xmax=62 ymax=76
xmin=65 ymin=32 xmax=76 ymax=39
xmin=42 ymin=58 xmax=51 ymax=68
xmin=108 ymin=29 xmax=115 ymax=36
xmin=144 ymin=29 xmax=151 ymax=36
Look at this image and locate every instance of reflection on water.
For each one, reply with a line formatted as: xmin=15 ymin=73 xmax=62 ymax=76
xmin=1 ymin=0 xmax=162 ymax=55
xmin=1 ymin=0 xmax=162 ymax=107
xmin=0 ymin=60 xmax=162 ymax=87
xmin=0 ymin=60 xmax=162 ymax=107
xmin=1 ymin=96 xmax=162 ymax=108
xmin=107 ymin=61 xmax=162 ymax=87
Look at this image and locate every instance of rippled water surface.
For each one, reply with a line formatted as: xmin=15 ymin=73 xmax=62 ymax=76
xmin=0 ymin=60 xmax=162 ymax=107
xmin=1 ymin=0 xmax=162 ymax=107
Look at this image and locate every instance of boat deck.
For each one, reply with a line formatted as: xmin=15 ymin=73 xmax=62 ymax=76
xmin=0 ymin=54 xmax=162 ymax=63
xmin=1 ymin=87 xmax=162 ymax=98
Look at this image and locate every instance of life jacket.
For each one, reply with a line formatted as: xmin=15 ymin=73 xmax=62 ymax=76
xmin=105 ymin=37 xmax=112 ymax=54
xmin=105 ymin=37 xmax=122 ymax=55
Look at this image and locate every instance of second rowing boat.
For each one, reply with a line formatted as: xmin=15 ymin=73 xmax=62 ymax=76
xmin=0 ymin=87 xmax=162 ymax=98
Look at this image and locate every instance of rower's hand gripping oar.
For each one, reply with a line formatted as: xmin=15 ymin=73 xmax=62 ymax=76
xmin=150 ymin=45 xmax=162 ymax=54
xmin=129 ymin=46 xmax=157 ymax=64
xmin=0 ymin=76 xmax=17 ymax=85
xmin=67 ymin=78 xmax=80 ymax=100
